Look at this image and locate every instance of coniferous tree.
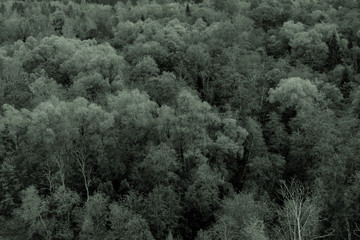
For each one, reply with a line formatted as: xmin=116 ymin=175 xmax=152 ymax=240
xmin=352 ymin=47 xmax=360 ymax=74
xmin=140 ymin=14 xmax=145 ymax=21
xmin=186 ymin=3 xmax=190 ymax=16
xmin=326 ymin=32 xmax=342 ymax=70
xmin=340 ymin=66 xmax=352 ymax=98
xmin=0 ymin=3 xmax=6 ymax=15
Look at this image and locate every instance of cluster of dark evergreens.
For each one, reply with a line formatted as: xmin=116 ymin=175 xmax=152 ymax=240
xmin=1 ymin=0 xmax=360 ymax=239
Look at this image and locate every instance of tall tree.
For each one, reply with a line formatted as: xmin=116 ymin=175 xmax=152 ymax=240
xmin=276 ymin=180 xmax=333 ymax=240
xmin=186 ymin=3 xmax=190 ymax=16
xmin=326 ymin=32 xmax=342 ymax=70
xmin=15 ymin=186 xmax=51 ymax=240
xmin=80 ymin=193 xmax=109 ymax=240
xmin=0 ymin=160 xmax=21 ymax=217
xmin=340 ymin=66 xmax=352 ymax=98
xmin=108 ymin=203 xmax=154 ymax=240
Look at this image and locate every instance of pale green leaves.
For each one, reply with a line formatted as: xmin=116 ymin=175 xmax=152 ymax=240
xmin=268 ymin=77 xmax=322 ymax=111
xmin=16 ymin=186 xmax=49 ymax=238
xmin=109 ymin=203 xmax=154 ymax=240
xmin=138 ymin=143 xmax=179 ymax=191
xmin=108 ymin=89 xmax=157 ymax=130
xmin=289 ymin=30 xmax=328 ymax=69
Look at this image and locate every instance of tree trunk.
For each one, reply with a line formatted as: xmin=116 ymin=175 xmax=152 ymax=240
xmin=346 ymin=218 xmax=352 ymax=240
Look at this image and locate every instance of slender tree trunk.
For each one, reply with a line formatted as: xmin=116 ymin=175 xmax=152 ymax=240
xmin=346 ymin=218 xmax=352 ymax=240
xmin=297 ymin=215 xmax=302 ymax=240
xmin=44 ymin=159 xmax=54 ymax=194
xmin=74 ymin=149 xmax=91 ymax=201
xmin=55 ymin=154 xmax=66 ymax=189
xmin=39 ymin=215 xmax=50 ymax=240
xmin=81 ymin=166 xmax=90 ymax=201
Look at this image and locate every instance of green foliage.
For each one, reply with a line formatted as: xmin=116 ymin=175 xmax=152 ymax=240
xmin=203 ymin=192 xmax=269 ymax=240
xmin=51 ymin=11 xmax=65 ymax=35
xmin=49 ymin=186 xmax=81 ymax=240
xmin=144 ymin=71 xmax=179 ymax=106
xmin=1 ymin=1 xmax=360 ymax=239
xmin=70 ymin=73 xmax=110 ymax=104
xmin=80 ymin=193 xmax=109 ymax=240
xmin=268 ymin=77 xmax=321 ymax=111
xmin=15 ymin=186 xmax=50 ymax=240
xmin=129 ymin=55 xmax=160 ymax=84
xmin=186 ymin=3 xmax=190 ymax=16
xmin=289 ymin=30 xmax=329 ymax=70
xmin=142 ymin=185 xmax=182 ymax=239
xmin=340 ymin=66 xmax=352 ymax=98
xmin=326 ymin=32 xmax=342 ymax=70
xmin=0 ymin=160 xmax=21 ymax=217
xmin=136 ymin=143 xmax=179 ymax=192
xmin=184 ymin=163 xmax=223 ymax=235
xmin=108 ymin=203 xmax=154 ymax=240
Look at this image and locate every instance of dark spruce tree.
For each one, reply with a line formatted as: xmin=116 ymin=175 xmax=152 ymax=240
xmin=340 ymin=66 xmax=352 ymax=98
xmin=186 ymin=3 xmax=190 ymax=16
xmin=326 ymin=32 xmax=342 ymax=70
xmin=141 ymin=13 xmax=145 ymax=21
xmin=352 ymin=47 xmax=360 ymax=74
xmin=0 ymin=3 xmax=5 ymax=14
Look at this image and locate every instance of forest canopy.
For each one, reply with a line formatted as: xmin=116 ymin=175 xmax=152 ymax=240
xmin=1 ymin=0 xmax=360 ymax=239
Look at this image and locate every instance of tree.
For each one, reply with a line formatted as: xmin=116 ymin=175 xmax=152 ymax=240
xmin=49 ymin=186 xmax=81 ymax=240
xmin=351 ymin=87 xmax=360 ymax=118
xmin=69 ymin=97 xmax=115 ymax=198
xmin=15 ymin=186 xmax=50 ymax=240
xmin=268 ymin=77 xmax=321 ymax=113
xmin=70 ymin=73 xmax=110 ymax=104
xmin=144 ymin=71 xmax=179 ymax=106
xmin=267 ymin=77 xmax=340 ymax=180
xmin=135 ymin=143 xmax=179 ymax=193
xmin=0 ymin=3 xmax=6 ymax=15
xmin=80 ymin=193 xmax=109 ymax=240
xmin=184 ymin=163 xmax=224 ymax=238
xmin=276 ymin=180 xmax=332 ymax=240
xmin=1 ymin=57 xmax=32 ymax=109
xmin=61 ymin=41 xmax=125 ymax=83
xmin=51 ymin=11 xmax=66 ymax=35
xmin=250 ymin=2 xmax=287 ymax=31
xmin=22 ymin=36 xmax=77 ymax=85
xmin=326 ymin=32 xmax=342 ymax=70
xmin=124 ymin=41 xmax=168 ymax=68
xmin=343 ymin=172 xmax=360 ymax=239
xmin=340 ymin=66 xmax=352 ymax=98
xmin=26 ymin=98 xmax=75 ymax=189
xmin=0 ymin=160 xmax=21 ymax=217
xmin=181 ymin=44 xmax=211 ymax=99
xmin=201 ymin=193 xmax=269 ymax=240
xmin=211 ymin=0 xmax=242 ymax=16
xmin=29 ymin=73 xmax=64 ymax=106
xmin=171 ymin=90 xmax=220 ymax=171
xmin=245 ymin=154 xmax=285 ymax=194
xmin=352 ymin=46 xmax=360 ymax=74
xmin=108 ymin=202 xmax=154 ymax=240
xmin=107 ymin=89 xmax=157 ymax=144
xmin=73 ymin=11 xmax=97 ymax=40
xmin=186 ymin=3 xmax=190 ymax=16
xmin=129 ymin=56 xmax=160 ymax=85
xmin=142 ymin=186 xmax=181 ymax=239
xmin=289 ymin=30 xmax=329 ymax=71
xmin=0 ymin=103 xmax=31 ymax=159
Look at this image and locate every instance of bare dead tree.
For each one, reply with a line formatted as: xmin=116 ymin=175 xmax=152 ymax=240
xmin=72 ymin=148 xmax=92 ymax=201
xmin=53 ymin=151 xmax=68 ymax=190
xmin=277 ymin=180 xmax=334 ymax=240
xmin=43 ymin=157 xmax=56 ymax=194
